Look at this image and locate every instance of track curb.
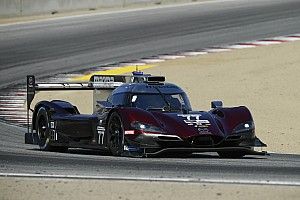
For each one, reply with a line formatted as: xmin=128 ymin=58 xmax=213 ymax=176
xmin=0 ymin=33 xmax=299 ymax=126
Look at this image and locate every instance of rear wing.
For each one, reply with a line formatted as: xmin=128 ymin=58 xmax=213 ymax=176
xmin=26 ymin=73 xmax=165 ymax=110
xmin=26 ymin=73 xmax=165 ymax=128
xmin=26 ymin=75 xmax=125 ymax=111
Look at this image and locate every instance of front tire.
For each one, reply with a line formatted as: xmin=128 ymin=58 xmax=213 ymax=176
xmin=107 ymin=112 xmax=124 ymax=156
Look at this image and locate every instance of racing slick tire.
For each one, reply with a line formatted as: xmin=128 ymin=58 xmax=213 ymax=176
xmin=107 ymin=112 xmax=125 ymax=156
xmin=36 ymin=106 xmax=67 ymax=152
xmin=217 ymin=151 xmax=246 ymax=159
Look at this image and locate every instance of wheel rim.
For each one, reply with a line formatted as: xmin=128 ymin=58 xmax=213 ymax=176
xmin=37 ymin=117 xmax=48 ymax=147
xmin=108 ymin=116 xmax=123 ymax=154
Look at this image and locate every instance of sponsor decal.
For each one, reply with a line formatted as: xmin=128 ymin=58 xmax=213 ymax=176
xmin=49 ymin=121 xmax=58 ymax=140
xmin=178 ymin=114 xmax=211 ymax=128
xmin=50 ymin=121 xmax=55 ymax=129
xmin=97 ymin=126 xmax=105 ymax=131
xmin=123 ymin=145 xmax=140 ymax=152
xmin=197 ymin=127 xmax=212 ymax=134
xmin=125 ymin=130 xmax=135 ymax=135
xmin=97 ymin=126 xmax=105 ymax=145
xmin=94 ymin=76 xmax=114 ymax=83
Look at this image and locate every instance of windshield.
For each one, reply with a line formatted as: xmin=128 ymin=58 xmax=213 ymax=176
xmin=131 ymin=93 xmax=191 ymax=112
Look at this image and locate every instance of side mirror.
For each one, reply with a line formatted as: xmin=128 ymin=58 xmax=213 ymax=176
xmin=211 ymin=100 xmax=223 ymax=109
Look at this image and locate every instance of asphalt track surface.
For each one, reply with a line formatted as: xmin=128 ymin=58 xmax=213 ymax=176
xmin=1 ymin=122 xmax=300 ymax=185
xmin=1 ymin=0 xmax=300 ymax=88
xmin=1 ymin=0 xmax=300 ymax=185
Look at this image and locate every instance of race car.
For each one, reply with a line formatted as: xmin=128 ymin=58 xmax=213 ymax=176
xmin=25 ymin=72 xmax=267 ymax=158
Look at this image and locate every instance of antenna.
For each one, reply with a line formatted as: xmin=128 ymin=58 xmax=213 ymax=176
xmin=132 ymin=65 xmax=144 ymax=76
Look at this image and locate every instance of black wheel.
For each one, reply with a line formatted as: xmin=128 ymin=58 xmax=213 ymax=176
xmin=36 ymin=107 xmax=52 ymax=151
xmin=107 ymin=112 xmax=124 ymax=156
xmin=36 ymin=107 xmax=67 ymax=152
xmin=218 ymin=151 xmax=246 ymax=159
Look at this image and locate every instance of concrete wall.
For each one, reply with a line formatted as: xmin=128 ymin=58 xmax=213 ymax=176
xmin=0 ymin=0 xmax=194 ymax=17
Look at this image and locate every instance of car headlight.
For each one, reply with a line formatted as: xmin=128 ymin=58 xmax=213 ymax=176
xmin=232 ymin=121 xmax=255 ymax=134
xmin=131 ymin=121 xmax=165 ymax=133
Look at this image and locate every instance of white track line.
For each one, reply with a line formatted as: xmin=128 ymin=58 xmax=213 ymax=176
xmin=180 ymin=51 xmax=208 ymax=56
xmin=2 ymin=118 xmax=30 ymax=121
xmin=2 ymin=93 xmax=26 ymax=96
xmin=119 ymin=62 xmax=146 ymax=66
xmin=5 ymin=120 xmax=29 ymax=122
xmin=270 ymin=37 xmax=299 ymax=42
xmin=204 ymin=48 xmax=231 ymax=53
xmin=55 ymin=73 xmax=83 ymax=77
xmin=140 ymin=58 xmax=165 ymax=63
xmin=0 ymin=96 xmax=26 ymax=99
xmin=158 ymin=55 xmax=186 ymax=60
xmin=47 ymin=77 xmax=73 ymax=82
xmin=0 ymin=111 xmax=25 ymax=115
xmin=226 ymin=44 xmax=257 ymax=49
xmin=1 ymin=115 xmax=29 ymax=118
xmin=0 ymin=99 xmax=24 ymax=102
xmin=0 ymin=104 xmax=24 ymax=107
xmin=10 ymin=90 xmax=26 ymax=92
xmin=287 ymin=36 xmax=300 ymax=41
xmin=249 ymin=41 xmax=283 ymax=46
xmin=0 ymin=111 xmax=28 ymax=114
xmin=0 ymin=173 xmax=299 ymax=186
xmin=0 ymin=114 xmax=28 ymax=117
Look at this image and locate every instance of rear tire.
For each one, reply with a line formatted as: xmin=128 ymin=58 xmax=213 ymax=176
xmin=107 ymin=112 xmax=124 ymax=156
xmin=217 ymin=151 xmax=246 ymax=159
xmin=36 ymin=106 xmax=67 ymax=152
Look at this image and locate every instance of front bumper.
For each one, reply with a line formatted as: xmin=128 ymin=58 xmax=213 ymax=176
xmin=126 ymin=133 xmax=267 ymax=156
xmin=145 ymin=146 xmax=267 ymax=156
xmin=128 ymin=132 xmax=267 ymax=147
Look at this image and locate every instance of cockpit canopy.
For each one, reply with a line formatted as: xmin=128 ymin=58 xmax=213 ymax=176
xmin=107 ymin=83 xmax=192 ymax=112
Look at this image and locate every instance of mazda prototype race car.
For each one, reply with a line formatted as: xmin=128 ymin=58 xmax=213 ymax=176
xmin=25 ymin=72 xmax=267 ymax=158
